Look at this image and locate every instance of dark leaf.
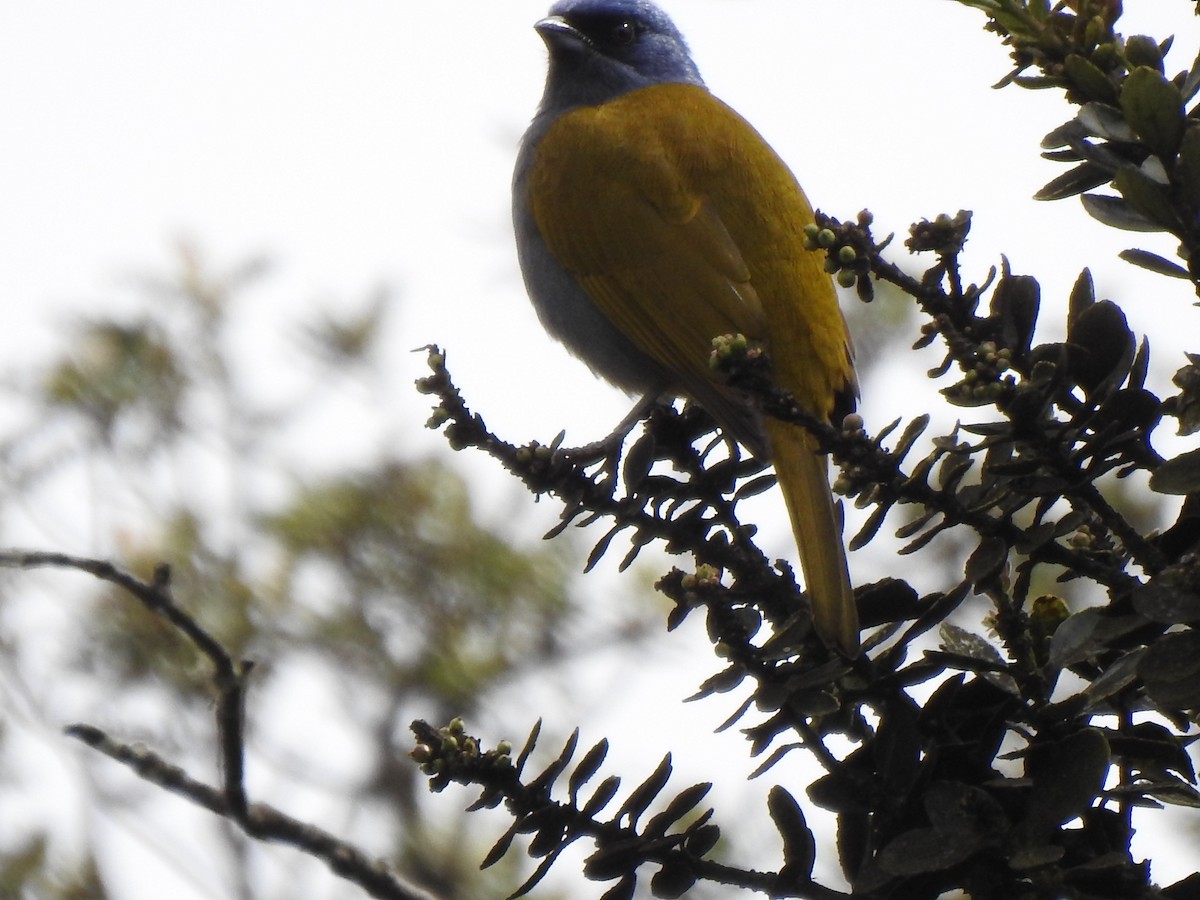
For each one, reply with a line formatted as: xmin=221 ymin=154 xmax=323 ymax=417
xmin=1049 ymin=609 xmax=1103 ymax=669
xmin=836 ymin=810 xmax=871 ymax=884
xmin=1183 ymin=46 xmax=1200 ymax=103
xmin=515 ymin=806 xmax=562 ymax=836
xmin=1077 ymin=102 xmax=1136 ymax=142
xmin=507 ymin=853 xmax=561 ymax=899
xmin=1124 ymin=35 xmax=1164 ymax=73
xmin=585 ymin=526 xmax=621 ymax=572
xmin=878 ymin=826 xmax=980 ymax=875
xmin=569 ymin=739 xmax=610 ymax=804
xmin=849 ymin=502 xmax=891 ymax=550
xmin=1177 ymin=126 xmax=1200 ymax=211
xmin=621 ymin=432 xmax=657 ymax=490
xmin=1106 ymin=721 xmax=1197 ymax=782
xmin=1138 ymin=777 xmax=1200 ymax=808
xmin=1139 ymin=630 xmax=1200 ymax=710
xmin=1150 ymin=448 xmax=1200 ymax=495
xmin=924 ymin=781 xmax=1009 ymax=839
xmin=1065 ymin=54 xmax=1119 ymax=104
xmin=1114 ymin=166 xmax=1181 ymax=230
xmin=857 ymin=577 xmax=922 ymax=628
xmin=937 ymin=453 xmax=975 ymax=491
xmin=1119 ymin=248 xmax=1190 ymax=278
xmin=992 ymin=273 xmax=1041 ymax=356
xmin=581 ymin=775 xmax=623 ymax=817
xmin=616 ymin=754 xmax=673 ymax=826
xmin=598 ymin=876 xmax=637 ymax=900
xmin=808 ymin=771 xmax=871 ymax=815
xmin=528 ymin=728 xmax=579 ymax=794
xmin=1019 ymin=729 xmax=1110 ymax=840
xmin=1068 ymin=268 xmax=1096 ymax=327
xmin=482 ymin=824 xmax=520 ymax=869
xmin=875 ymin=692 xmax=922 ymax=802
xmin=643 ymin=782 xmax=711 ymax=838
xmin=1067 ymin=135 xmax=1139 ymax=172
xmin=649 ymin=862 xmax=695 ymax=899
xmin=733 ymin=473 xmax=776 ymax=500
xmin=1042 ymin=116 xmax=1087 ymax=150
xmin=685 ymin=665 xmax=745 ymax=700
xmin=1066 ymin=300 xmax=1135 ymax=397
xmin=1132 ymin=580 xmax=1200 ymax=624
xmin=768 ymin=786 xmax=816 ymax=881
xmin=1121 ymin=66 xmax=1186 ymax=158
xmin=515 ymin=719 xmax=542 ymax=775
xmin=684 ymin=823 xmax=721 ymax=858
xmin=892 ymin=414 xmax=932 ymax=459
xmin=1081 ymin=193 xmax=1161 ymax=231
xmin=528 ymin=819 xmax=569 ymax=858
xmin=1035 ymin=160 xmax=1115 ymax=200
xmin=940 ymin=623 xmax=1005 ymax=667
xmin=1129 ymin=337 xmax=1151 ymax=390
xmin=1082 ymin=648 xmax=1146 ymax=708
xmin=584 ymin=844 xmax=642 ymax=882
xmin=965 ymin=536 xmax=1009 ymax=588
xmin=895 ymin=506 xmax=940 ymax=540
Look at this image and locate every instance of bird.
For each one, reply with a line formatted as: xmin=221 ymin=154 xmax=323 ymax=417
xmin=512 ymin=0 xmax=860 ymax=656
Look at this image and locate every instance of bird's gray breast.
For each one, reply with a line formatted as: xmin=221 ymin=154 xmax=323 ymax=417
xmin=512 ymin=116 xmax=673 ymax=397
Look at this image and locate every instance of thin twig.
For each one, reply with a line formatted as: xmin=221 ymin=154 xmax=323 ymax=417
xmin=1 ymin=549 xmax=439 ymax=900
xmin=64 ymin=725 xmax=437 ymax=900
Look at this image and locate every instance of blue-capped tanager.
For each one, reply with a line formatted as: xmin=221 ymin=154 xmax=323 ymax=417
xmin=512 ymin=0 xmax=860 ymax=655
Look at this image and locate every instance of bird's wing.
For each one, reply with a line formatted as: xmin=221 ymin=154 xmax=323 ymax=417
xmin=529 ymin=83 xmax=855 ymax=428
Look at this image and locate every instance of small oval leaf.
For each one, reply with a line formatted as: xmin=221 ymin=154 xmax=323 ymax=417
xmin=1081 ymin=193 xmax=1161 ymax=232
xmin=1121 ymin=66 xmax=1186 ymax=158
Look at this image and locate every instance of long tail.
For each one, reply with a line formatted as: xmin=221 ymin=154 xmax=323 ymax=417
xmin=765 ymin=419 xmax=859 ymax=656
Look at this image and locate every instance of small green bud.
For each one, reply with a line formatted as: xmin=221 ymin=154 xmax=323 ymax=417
xmin=836 ymin=245 xmax=857 ymax=264
xmin=448 ymin=717 xmax=465 ymax=735
xmin=1092 ymin=42 xmax=1117 ymax=68
xmin=816 ymin=228 xmax=837 ymax=248
xmin=836 ymin=268 xmax=857 ymax=288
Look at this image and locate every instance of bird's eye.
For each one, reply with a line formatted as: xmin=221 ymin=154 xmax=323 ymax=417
xmin=610 ymin=19 xmax=638 ymax=46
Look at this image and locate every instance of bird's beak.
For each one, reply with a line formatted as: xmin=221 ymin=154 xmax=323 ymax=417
xmin=534 ymin=15 xmax=585 ymax=49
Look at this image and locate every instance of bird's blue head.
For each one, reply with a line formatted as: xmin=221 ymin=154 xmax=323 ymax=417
xmin=533 ymin=0 xmax=704 ymax=112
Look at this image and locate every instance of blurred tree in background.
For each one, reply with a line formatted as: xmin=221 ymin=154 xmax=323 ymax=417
xmin=0 ymin=245 xmax=666 ymax=899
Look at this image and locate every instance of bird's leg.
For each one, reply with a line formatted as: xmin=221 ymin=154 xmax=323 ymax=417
xmin=562 ymin=393 xmax=666 ymax=478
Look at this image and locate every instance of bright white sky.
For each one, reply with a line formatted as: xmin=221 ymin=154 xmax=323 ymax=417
xmin=2 ymin=1 xmax=1198 ymax=896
